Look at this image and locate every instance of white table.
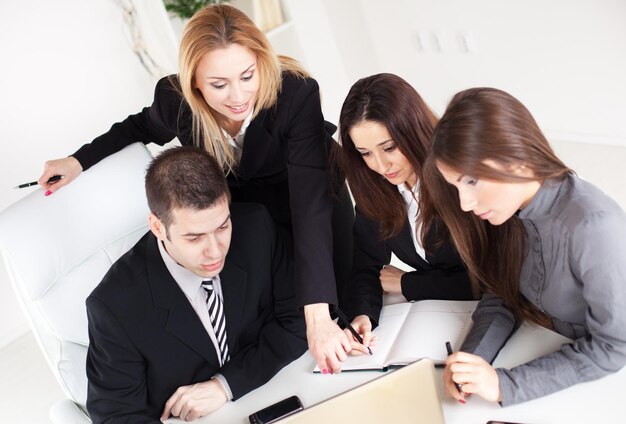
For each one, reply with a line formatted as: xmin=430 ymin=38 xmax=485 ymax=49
xmin=169 ymin=322 xmax=626 ymax=424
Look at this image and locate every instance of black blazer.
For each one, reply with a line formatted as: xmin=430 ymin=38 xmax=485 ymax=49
xmin=85 ymin=204 xmax=307 ymax=424
xmin=342 ymin=208 xmax=474 ymax=327
xmin=73 ymin=73 xmax=352 ymax=307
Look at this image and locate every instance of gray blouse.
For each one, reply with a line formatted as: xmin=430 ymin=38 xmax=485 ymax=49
xmin=461 ymin=173 xmax=626 ymax=406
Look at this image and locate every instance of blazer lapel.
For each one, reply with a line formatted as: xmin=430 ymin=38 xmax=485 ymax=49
xmin=146 ymin=235 xmax=220 ymax=368
xmin=218 ymin=255 xmax=248 ymax=353
xmin=392 ymin=220 xmax=431 ymax=269
xmin=238 ymin=111 xmax=274 ymax=179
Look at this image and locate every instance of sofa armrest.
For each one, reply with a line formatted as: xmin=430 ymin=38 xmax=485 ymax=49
xmin=49 ymin=399 xmax=91 ymax=424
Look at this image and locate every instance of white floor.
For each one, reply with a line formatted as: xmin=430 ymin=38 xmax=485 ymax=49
xmin=0 ymin=332 xmax=65 ymax=423
xmin=1 ymin=140 xmax=625 ymax=424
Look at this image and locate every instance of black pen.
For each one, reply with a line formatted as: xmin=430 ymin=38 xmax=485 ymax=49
xmin=335 ymin=307 xmax=373 ymax=355
xmin=14 ymin=175 xmax=64 ymax=189
xmin=445 ymin=341 xmax=465 ymax=396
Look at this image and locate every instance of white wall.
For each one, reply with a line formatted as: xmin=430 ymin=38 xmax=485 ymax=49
xmin=278 ymin=0 xmax=352 ymax=124
xmin=325 ymin=0 xmax=626 ymax=146
xmin=1 ymin=0 xmax=625 ymax=348
xmin=0 ymin=0 xmax=177 ymax=349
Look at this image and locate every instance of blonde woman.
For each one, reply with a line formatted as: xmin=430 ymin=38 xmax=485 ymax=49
xmin=39 ymin=4 xmax=354 ymax=374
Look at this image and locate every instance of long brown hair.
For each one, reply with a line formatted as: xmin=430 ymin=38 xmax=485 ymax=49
xmin=424 ymin=87 xmax=571 ymax=327
xmin=337 ymin=73 xmax=439 ymax=241
xmin=178 ymin=4 xmax=308 ymax=173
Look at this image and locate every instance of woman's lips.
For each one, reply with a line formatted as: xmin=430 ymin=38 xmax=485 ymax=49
xmin=226 ymin=101 xmax=249 ymax=114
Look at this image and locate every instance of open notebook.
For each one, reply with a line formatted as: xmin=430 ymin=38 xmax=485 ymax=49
xmin=316 ymin=300 xmax=478 ymax=372
xmin=282 ymin=359 xmax=444 ymax=424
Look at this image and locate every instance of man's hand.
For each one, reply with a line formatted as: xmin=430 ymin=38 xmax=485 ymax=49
xmin=160 ymin=379 xmax=228 ymax=422
xmin=379 ymin=264 xmax=405 ymax=294
xmin=305 ymin=303 xmax=351 ymax=374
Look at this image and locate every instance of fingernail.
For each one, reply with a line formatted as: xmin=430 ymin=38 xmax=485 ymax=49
xmin=322 ymin=369 xmax=328 ymax=374
xmin=44 ymin=190 xmax=52 ymax=196
xmin=459 ymin=399 xmax=466 ymax=404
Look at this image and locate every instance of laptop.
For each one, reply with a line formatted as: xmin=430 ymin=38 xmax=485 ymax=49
xmin=277 ymin=359 xmax=445 ymax=424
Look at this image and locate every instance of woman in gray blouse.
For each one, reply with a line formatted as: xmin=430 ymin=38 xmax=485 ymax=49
xmin=424 ymin=87 xmax=626 ymax=406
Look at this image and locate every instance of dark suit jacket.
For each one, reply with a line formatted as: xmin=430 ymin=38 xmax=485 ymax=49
xmin=72 ymin=72 xmax=353 ymax=307
xmin=85 ymin=204 xmax=307 ymax=424
xmin=342 ymin=208 xmax=474 ymax=327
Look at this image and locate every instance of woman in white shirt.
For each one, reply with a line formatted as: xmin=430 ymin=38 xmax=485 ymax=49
xmin=336 ymin=73 xmax=474 ymax=353
xmin=37 ymin=4 xmax=354 ymax=375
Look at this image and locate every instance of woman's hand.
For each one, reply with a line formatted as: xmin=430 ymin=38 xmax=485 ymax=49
xmin=444 ymin=351 xmax=501 ymax=403
xmin=379 ymin=264 xmax=405 ymax=294
xmin=38 ymin=156 xmax=83 ymax=196
xmin=305 ymin=304 xmax=352 ymax=374
xmin=343 ymin=315 xmax=378 ymax=356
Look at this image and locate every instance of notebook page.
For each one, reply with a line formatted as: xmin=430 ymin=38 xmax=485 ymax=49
xmin=314 ymin=302 xmax=412 ymax=372
xmin=385 ymin=300 xmax=478 ymax=365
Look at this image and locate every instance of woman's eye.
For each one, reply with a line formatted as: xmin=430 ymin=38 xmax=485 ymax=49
xmin=466 ymin=178 xmax=478 ymax=186
xmin=242 ymin=73 xmax=254 ymax=81
xmin=359 ymin=151 xmax=371 ymax=157
xmin=383 ymin=145 xmax=397 ymax=153
xmin=211 ymin=83 xmax=226 ymax=89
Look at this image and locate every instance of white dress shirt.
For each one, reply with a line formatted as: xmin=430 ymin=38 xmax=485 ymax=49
xmin=223 ymin=108 xmax=254 ymax=162
xmin=157 ymin=239 xmax=233 ymax=400
xmin=397 ymin=182 xmax=427 ymax=262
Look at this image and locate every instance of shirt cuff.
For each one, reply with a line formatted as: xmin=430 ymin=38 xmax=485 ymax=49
xmin=212 ymin=374 xmax=233 ymax=401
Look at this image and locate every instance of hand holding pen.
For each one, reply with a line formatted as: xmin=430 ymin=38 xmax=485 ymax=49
xmin=445 ymin=341 xmax=466 ymax=404
xmin=444 ymin=345 xmax=502 ymax=403
xmin=336 ymin=309 xmax=375 ymax=356
xmin=36 ymin=156 xmax=83 ymax=196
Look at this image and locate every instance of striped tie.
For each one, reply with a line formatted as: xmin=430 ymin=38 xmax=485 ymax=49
xmin=201 ymin=279 xmax=230 ymax=365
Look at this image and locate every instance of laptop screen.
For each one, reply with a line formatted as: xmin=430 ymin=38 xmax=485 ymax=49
xmin=277 ymin=359 xmax=444 ymax=424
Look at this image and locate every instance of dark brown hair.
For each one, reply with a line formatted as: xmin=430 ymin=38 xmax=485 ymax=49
xmin=424 ymin=87 xmax=571 ymax=327
xmin=337 ymin=73 xmax=439 ymax=241
xmin=145 ymin=146 xmax=230 ymax=231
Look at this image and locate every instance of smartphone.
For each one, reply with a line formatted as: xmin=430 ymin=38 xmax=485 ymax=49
xmin=249 ymin=395 xmax=304 ymax=424
xmin=486 ymin=421 xmax=528 ymax=424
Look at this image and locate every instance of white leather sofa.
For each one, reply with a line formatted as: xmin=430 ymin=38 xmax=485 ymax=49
xmin=0 ymin=143 xmax=153 ymax=423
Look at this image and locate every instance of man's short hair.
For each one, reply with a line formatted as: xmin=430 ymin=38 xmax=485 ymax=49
xmin=145 ymin=146 xmax=230 ymax=230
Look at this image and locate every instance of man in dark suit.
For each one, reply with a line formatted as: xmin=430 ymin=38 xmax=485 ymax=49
xmin=86 ymin=147 xmax=307 ymax=423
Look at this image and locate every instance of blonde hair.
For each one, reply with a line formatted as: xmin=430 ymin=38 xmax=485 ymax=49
xmin=178 ymin=4 xmax=309 ymax=172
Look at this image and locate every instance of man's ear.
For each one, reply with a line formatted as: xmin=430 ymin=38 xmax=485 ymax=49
xmin=148 ymin=213 xmax=166 ymax=241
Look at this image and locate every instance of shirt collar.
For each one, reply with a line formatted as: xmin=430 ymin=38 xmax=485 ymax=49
xmin=517 ymin=177 xmax=566 ymax=220
xmin=156 ymin=237 xmax=220 ymax=300
xmin=221 ymin=108 xmax=255 ymax=140
xmin=397 ymin=181 xmax=419 ymax=197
